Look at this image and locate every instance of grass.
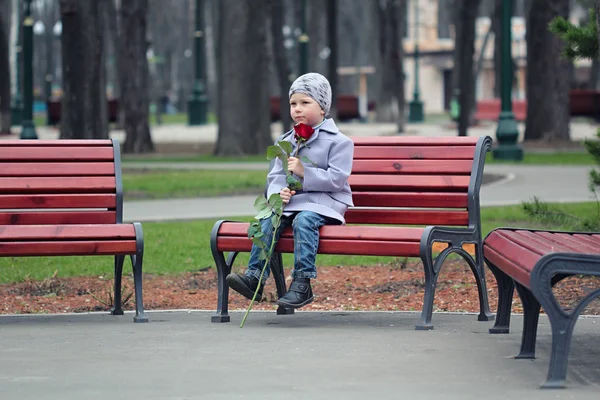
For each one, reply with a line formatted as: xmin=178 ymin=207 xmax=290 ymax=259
xmin=122 ymin=169 xmax=268 ymax=199
xmin=0 ymin=202 xmax=597 ymax=285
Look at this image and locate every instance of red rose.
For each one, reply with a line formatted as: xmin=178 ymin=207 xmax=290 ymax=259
xmin=293 ymin=123 xmax=314 ymax=141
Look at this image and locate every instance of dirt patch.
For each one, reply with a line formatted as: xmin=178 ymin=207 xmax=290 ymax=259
xmin=1 ymin=260 xmax=598 ymax=316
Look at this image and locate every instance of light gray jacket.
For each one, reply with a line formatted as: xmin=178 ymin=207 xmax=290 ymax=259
xmin=266 ymin=118 xmax=354 ymax=224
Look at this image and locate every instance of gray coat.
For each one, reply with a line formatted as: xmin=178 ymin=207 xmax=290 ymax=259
xmin=267 ymin=118 xmax=354 ymax=224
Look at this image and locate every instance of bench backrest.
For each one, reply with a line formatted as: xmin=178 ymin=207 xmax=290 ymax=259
xmin=0 ymin=139 xmax=123 ymax=225
xmin=347 ymin=136 xmax=491 ymax=229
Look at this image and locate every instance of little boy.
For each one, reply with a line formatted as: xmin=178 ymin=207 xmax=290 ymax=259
xmin=226 ymin=72 xmax=354 ymax=309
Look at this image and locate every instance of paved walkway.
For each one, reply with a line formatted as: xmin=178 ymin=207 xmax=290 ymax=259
xmin=1 ymin=310 xmax=598 ymax=399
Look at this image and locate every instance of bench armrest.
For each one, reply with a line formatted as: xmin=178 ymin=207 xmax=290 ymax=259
xmin=419 ymin=225 xmax=480 ymax=258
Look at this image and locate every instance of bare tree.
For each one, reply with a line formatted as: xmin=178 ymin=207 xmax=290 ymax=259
xmin=374 ymin=0 xmax=406 ymax=133
xmin=59 ymin=0 xmax=108 ymax=139
xmin=120 ymin=0 xmax=154 ymax=153
xmin=214 ymin=0 xmax=271 ymax=155
xmin=0 ymin=0 xmax=12 ymax=135
xmin=524 ymin=0 xmax=571 ymax=141
xmin=268 ymin=0 xmax=294 ymax=131
xmin=453 ymin=0 xmax=481 ymax=137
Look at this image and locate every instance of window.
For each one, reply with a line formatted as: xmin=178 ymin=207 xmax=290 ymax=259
xmin=437 ymin=0 xmax=451 ymax=39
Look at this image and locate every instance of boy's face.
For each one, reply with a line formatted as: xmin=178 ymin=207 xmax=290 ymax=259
xmin=289 ymin=93 xmax=324 ymax=127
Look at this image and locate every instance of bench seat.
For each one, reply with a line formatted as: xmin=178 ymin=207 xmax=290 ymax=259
xmin=484 ymin=228 xmax=600 ymax=388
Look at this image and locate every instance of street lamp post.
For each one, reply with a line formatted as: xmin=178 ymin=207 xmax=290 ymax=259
xmin=11 ymin=1 xmax=23 ymax=127
xmin=20 ymin=0 xmax=38 ymax=139
xmin=298 ymin=0 xmax=309 ymax=75
xmin=408 ymin=0 xmax=424 ymax=123
xmin=493 ymin=0 xmax=523 ymax=160
xmin=188 ymin=0 xmax=208 ymax=126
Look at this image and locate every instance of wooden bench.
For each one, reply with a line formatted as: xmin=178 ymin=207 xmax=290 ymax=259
xmin=0 ymin=139 xmax=147 ymax=323
xmin=484 ymin=228 xmax=600 ymax=388
xmin=210 ymin=136 xmax=495 ymax=329
xmin=474 ymin=99 xmax=527 ymax=122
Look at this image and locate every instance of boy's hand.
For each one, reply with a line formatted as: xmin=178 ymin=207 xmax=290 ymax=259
xmin=280 ymin=188 xmax=296 ymax=204
xmin=287 ymin=157 xmax=304 ymax=178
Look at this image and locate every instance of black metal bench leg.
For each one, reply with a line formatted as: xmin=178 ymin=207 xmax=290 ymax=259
xmin=131 ymin=223 xmax=148 ymax=323
xmin=111 ymin=255 xmax=125 ymax=316
xmin=473 ymin=244 xmax=494 ymax=321
xmin=270 ymin=253 xmax=294 ymax=316
xmin=211 ymin=251 xmax=235 ymax=323
xmin=514 ymin=282 xmax=540 ymax=359
xmin=488 ymin=263 xmax=514 ymax=334
xmin=416 ymin=247 xmax=441 ymax=330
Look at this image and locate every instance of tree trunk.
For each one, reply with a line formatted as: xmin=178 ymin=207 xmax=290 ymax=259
xmin=59 ymin=0 xmax=108 ymax=139
xmin=454 ymin=0 xmax=480 ymax=137
xmin=120 ymin=0 xmax=154 ymax=153
xmin=0 ymin=0 xmax=12 ymax=135
xmin=268 ymin=0 xmax=294 ymax=131
xmin=492 ymin=0 xmax=502 ymax=98
xmin=214 ymin=0 xmax=271 ymax=155
xmin=524 ymin=0 xmax=571 ymax=142
xmin=375 ymin=0 xmax=404 ymax=127
xmin=105 ymin=0 xmax=124 ymax=127
xmin=326 ymin=0 xmax=338 ymax=120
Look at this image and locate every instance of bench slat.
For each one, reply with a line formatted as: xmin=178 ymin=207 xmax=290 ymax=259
xmin=0 ymin=225 xmax=135 ymax=241
xmin=352 ymin=137 xmax=479 ymax=146
xmin=484 ymin=231 xmax=542 ymax=274
xmin=509 ymin=230 xmax=577 ymax=254
xmin=0 ymin=162 xmax=116 ymax=177
xmin=0 ymin=194 xmax=117 ymax=209
xmin=484 ymin=245 xmax=535 ymax=287
xmin=0 ymin=211 xmax=117 ymax=225
xmin=574 ymin=233 xmax=600 ymax=247
xmin=0 ymin=240 xmax=137 ymax=256
xmin=0 ymin=140 xmax=113 ymax=147
xmin=353 ymin=146 xmax=475 ymax=160
xmin=0 ymin=177 xmax=116 ymax=193
xmin=345 ymin=209 xmax=468 ymax=226
xmin=218 ymin=223 xmax=423 ymax=242
xmin=348 ymin=175 xmax=469 ymax=191
xmin=351 ymin=160 xmax=472 ymax=175
xmin=0 ymin=147 xmax=114 ymax=161
xmin=217 ymin=237 xmax=420 ymax=257
xmin=535 ymin=231 xmax=600 ymax=254
xmin=352 ymin=192 xmax=468 ymax=208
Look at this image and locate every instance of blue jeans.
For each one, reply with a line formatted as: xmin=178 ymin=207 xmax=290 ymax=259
xmin=245 ymin=211 xmax=338 ymax=281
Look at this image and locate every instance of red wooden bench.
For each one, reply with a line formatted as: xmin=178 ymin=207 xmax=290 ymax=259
xmin=484 ymin=228 xmax=600 ymax=388
xmin=474 ymin=99 xmax=527 ymax=122
xmin=0 ymin=139 xmax=147 ymax=323
xmin=210 ymin=136 xmax=495 ymax=329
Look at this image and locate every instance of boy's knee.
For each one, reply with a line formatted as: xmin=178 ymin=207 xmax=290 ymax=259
xmin=292 ymin=212 xmax=321 ymax=231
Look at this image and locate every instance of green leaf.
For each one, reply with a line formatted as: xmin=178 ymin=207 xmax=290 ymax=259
xmin=301 ymin=155 xmax=317 ymax=167
xmin=251 ymin=237 xmax=265 ymax=249
xmin=266 ymin=145 xmax=283 ymax=160
xmin=254 ymin=231 xmax=264 ymax=239
xmin=287 ymin=175 xmax=303 ymax=190
xmin=278 ymin=141 xmax=293 ymax=155
xmin=258 ymin=249 xmax=267 ymax=261
xmin=247 ymin=221 xmax=261 ymax=238
xmin=253 ymin=195 xmax=268 ymax=212
xmin=268 ymin=193 xmax=283 ymax=211
xmin=255 ymin=207 xmax=273 ymax=220
xmin=280 ymin=153 xmax=289 ymax=172
xmin=271 ymin=214 xmax=279 ymax=227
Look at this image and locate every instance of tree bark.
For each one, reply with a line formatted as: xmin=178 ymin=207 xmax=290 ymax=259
xmin=0 ymin=0 xmax=13 ymax=135
xmin=524 ymin=0 xmax=571 ymax=142
xmin=374 ymin=0 xmax=405 ymax=129
xmin=59 ymin=0 xmax=108 ymax=139
xmin=214 ymin=0 xmax=271 ymax=155
xmin=120 ymin=0 xmax=154 ymax=153
xmin=454 ymin=0 xmax=480 ymax=137
xmin=491 ymin=0 xmax=502 ymax=98
xmin=268 ymin=0 xmax=294 ymax=131
xmin=326 ymin=0 xmax=338 ymax=120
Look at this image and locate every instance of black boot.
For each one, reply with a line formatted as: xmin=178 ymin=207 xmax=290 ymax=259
xmin=276 ymin=278 xmax=313 ymax=309
xmin=226 ymin=273 xmax=264 ymax=301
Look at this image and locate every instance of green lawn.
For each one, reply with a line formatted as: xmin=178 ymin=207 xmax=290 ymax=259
xmin=122 ymin=169 xmax=268 ymax=199
xmin=0 ymin=202 xmax=596 ymax=284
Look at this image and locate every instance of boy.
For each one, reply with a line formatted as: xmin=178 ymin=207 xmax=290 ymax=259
xmin=226 ymin=72 xmax=354 ymax=309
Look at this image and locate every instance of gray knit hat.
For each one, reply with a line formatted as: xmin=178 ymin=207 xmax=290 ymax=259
xmin=289 ymin=73 xmax=332 ymax=116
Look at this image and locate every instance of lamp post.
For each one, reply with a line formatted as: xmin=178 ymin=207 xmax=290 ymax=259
xmin=188 ymin=0 xmax=207 ymax=125
xmin=11 ymin=1 xmax=23 ymax=127
xmin=408 ymin=0 xmax=424 ymax=123
xmin=298 ymin=0 xmax=309 ymax=75
xmin=492 ymin=0 xmax=522 ymax=160
xmin=20 ymin=0 xmax=38 ymax=139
